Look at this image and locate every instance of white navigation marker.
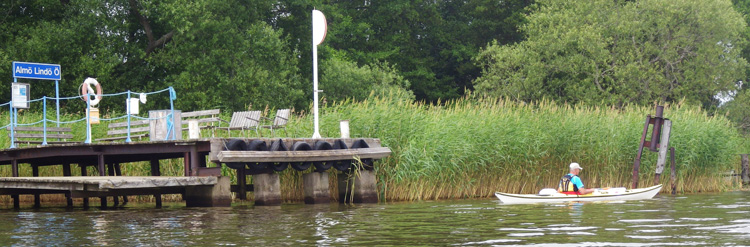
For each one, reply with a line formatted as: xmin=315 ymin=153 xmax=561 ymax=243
xmin=311 ymin=9 xmax=327 ymax=139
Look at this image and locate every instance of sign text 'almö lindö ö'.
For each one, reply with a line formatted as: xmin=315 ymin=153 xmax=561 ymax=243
xmin=12 ymin=61 xmax=61 ymax=80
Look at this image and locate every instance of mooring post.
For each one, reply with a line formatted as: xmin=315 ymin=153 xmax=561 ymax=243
xmin=32 ymin=165 xmax=40 ymax=208
xmin=670 ymin=147 xmax=677 ymax=194
xmin=654 ymin=119 xmax=672 ymax=185
xmin=632 ymin=115 xmax=651 ymax=189
xmin=303 ymin=172 xmax=331 ymax=204
xmin=150 ymin=159 xmax=162 ymax=208
xmin=741 ymin=154 xmax=749 ymax=185
xmin=114 ymin=163 xmax=128 ymax=205
xmin=11 ymin=159 xmax=19 ymax=209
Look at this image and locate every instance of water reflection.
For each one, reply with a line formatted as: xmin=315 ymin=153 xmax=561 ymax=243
xmin=0 ymin=192 xmax=748 ymax=246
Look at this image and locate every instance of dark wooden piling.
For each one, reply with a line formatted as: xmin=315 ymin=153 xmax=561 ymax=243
xmin=150 ymin=159 xmax=162 ymax=208
xmin=742 ymin=154 xmax=749 ymax=185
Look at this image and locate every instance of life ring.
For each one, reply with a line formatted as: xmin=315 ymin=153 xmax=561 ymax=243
xmin=81 ymin=77 xmax=103 ymax=106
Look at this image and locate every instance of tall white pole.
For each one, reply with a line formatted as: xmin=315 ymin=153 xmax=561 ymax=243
xmin=312 ymin=42 xmax=321 ymax=138
xmin=312 ymin=9 xmax=322 ymax=139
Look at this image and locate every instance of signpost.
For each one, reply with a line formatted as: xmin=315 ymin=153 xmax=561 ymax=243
xmin=10 ymin=61 xmax=62 ymax=148
xmin=311 ymin=9 xmax=327 ymax=139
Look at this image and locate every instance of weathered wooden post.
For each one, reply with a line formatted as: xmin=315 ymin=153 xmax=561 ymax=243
xmin=633 ymin=106 xmax=665 ymax=189
xmin=741 ymin=154 xmax=749 ymax=185
xmin=654 ymin=119 xmax=672 ymax=184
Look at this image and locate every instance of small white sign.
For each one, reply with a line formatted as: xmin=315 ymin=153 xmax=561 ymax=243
xmin=12 ymin=83 xmax=30 ymax=109
xmin=127 ymin=98 xmax=140 ymax=115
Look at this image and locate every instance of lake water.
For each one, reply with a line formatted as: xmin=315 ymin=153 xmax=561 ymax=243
xmin=1 ymin=191 xmax=749 ymax=246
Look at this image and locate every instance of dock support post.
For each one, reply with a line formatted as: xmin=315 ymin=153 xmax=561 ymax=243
xmin=114 ymin=163 xmax=128 ymax=205
xmin=63 ymin=163 xmax=73 ymax=207
xmin=185 ymin=176 xmax=231 ymax=207
xmin=80 ymin=164 xmax=89 ymax=209
xmin=107 ymin=164 xmax=119 ymax=206
xmin=190 ymin=145 xmax=199 ymax=176
xmin=32 ymin=165 xmax=40 ymax=208
xmin=150 ymin=159 xmax=162 ymax=208
xmin=741 ymin=154 xmax=749 ymax=185
xmin=98 ymin=154 xmax=107 ymax=209
xmin=338 ymin=170 xmax=378 ymax=204
xmin=12 ymin=159 xmax=19 ymax=209
xmin=303 ymin=172 xmax=330 ymax=204
xmin=252 ymin=173 xmax=281 ymax=206
xmin=237 ymin=167 xmax=248 ymax=200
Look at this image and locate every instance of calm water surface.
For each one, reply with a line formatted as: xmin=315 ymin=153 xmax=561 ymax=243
xmin=1 ymin=191 xmax=749 ymax=246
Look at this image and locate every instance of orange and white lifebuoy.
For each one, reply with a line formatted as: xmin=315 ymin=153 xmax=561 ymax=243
xmin=81 ymin=77 xmax=103 ymax=106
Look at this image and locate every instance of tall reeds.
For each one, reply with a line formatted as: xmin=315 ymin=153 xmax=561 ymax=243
xmin=0 ymin=93 xmax=747 ymax=203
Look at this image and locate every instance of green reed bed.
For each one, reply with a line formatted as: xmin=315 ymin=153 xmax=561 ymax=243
xmin=303 ymin=95 xmax=747 ymax=201
xmin=0 ymin=95 xmax=748 ymax=204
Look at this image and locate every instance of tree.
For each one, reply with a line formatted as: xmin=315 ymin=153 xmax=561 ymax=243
xmin=474 ymin=0 xmax=748 ymax=108
xmin=320 ymin=52 xmax=413 ymax=103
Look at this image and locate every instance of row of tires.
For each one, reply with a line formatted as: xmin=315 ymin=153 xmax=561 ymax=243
xmin=223 ymin=139 xmax=374 ymax=172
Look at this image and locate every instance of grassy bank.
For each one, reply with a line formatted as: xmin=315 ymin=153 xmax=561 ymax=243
xmin=0 ymin=94 xmax=748 ymax=204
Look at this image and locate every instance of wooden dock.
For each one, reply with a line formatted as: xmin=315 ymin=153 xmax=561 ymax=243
xmin=0 ymin=137 xmax=391 ymax=209
xmin=0 ymin=176 xmax=228 ymax=208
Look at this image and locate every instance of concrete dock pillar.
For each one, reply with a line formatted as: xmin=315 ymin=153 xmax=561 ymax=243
xmin=338 ymin=170 xmax=378 ymax=203
xmin=185 ymin=176 xmax=231 ymax=207
xmin=303 ymin=172 xmax=330 ymax=204
xmin=253 ymin=173 xmax=282 ymax=206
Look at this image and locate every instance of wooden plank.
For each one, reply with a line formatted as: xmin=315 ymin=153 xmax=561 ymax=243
xmin=218 ymin=147 xmax=392 ymax=163
xmin=182 ymin=109 xmax=220 ymax=118
xmin=13 ymin=133 xmax=73 ymax=139
xmin=14 ymin=141 xmax=78 ymax=145
xmin=95 ymin=133 xmax=149 ymax=141
xmin=181 ymin=117 xmax=221 ymax=125
xmin=7 ymin=126 xmax=72 ymax=132
xmin=108 ymin=120 xmax=150 ymax=128
xmin=107 ymin=126 xmax=151 ymax=135
xmin=208 ymin=138 xmax=384 ymax=162
xmin=0 ymin=176 xmax=218 ymax=191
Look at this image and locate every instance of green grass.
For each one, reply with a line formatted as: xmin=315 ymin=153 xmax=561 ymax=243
xmin=1 ymin=93 xmax=748 ymax=203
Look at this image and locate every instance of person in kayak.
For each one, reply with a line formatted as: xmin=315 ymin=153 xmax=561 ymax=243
xmin=558 ymin=162 xmax=596 ymax=195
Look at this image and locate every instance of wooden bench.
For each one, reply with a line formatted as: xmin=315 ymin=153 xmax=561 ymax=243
xmin=181 ymin=109 xmax=221 ymax=137
xmin=95 ymin=119 xmax=150 ymax=142
xmin=7 ymin=126 xmax=76 ymax=145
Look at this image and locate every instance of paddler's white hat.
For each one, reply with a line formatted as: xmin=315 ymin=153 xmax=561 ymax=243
xmin=569 ymin=162 xmax=583 ymax=170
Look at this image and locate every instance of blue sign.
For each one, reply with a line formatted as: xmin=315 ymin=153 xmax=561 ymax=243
xmin=12 ymin=61 xmax=61 ymax=80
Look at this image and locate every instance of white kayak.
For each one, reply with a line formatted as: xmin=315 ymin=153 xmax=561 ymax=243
xmin=495 ymin=184 xmax=663 ymax=204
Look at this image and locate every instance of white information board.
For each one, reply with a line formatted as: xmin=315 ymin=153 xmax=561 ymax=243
xmin=12 ymin=83 xmax=30 ymax=109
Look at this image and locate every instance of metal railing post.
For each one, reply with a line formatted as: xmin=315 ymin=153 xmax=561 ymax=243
xmin=169 ymin=87 xmax=176 ymax=140
xmin=42 ymin=96 xmax=48 ymax=145
xmin=9 ymin=103 xmax=15 ymax=149
xmin=85 ymin=92 xmax=91 ymax=144
xmin=126 ymin=90 xmax=132 ymax=142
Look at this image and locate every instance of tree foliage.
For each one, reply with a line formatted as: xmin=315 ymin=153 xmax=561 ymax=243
xmin=474 ymin=0 xmax=748 ymax=108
